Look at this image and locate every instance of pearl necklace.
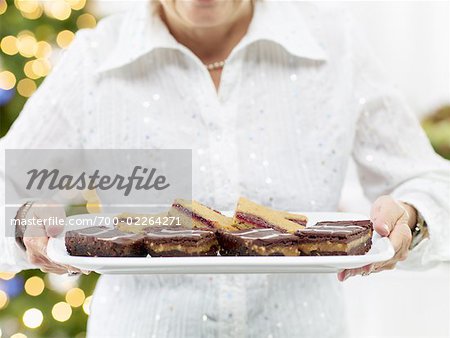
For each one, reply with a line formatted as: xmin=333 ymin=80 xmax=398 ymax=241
xmin=205 ymin=60 xmax=226 ymax=71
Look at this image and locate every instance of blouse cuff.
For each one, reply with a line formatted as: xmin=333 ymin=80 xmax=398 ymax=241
xmin=391 ymin=191 xmax=450 ymax=270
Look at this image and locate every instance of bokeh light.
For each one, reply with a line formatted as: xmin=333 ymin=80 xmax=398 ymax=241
xmin=31 ymin=58 xmax=51 ymax=77
xmin=24 ymin=276 xmax=45 ymax=296
xmin=0 ymin=0 xmax=7 ymax=15
xmin=17 ymin=34 xmax=38 ymax=58
xmin=0 ymin=272 xmax=16 ymax=280
xmin=56 ymin=30 xmax=75 ymax=49
xmin=67 ymin=0 xmax=86 ymax=11
xmin=86 ymin=202 xmax=102 ymax=214
xmin=24 ymin=60 xmax=40 ymax=80
xmin=21 ymin=5 xmax=43 ymax=20
xmin=83 ymin=295 xmax=92 ymax=315
xmin=0 ymin=71 xmax=17 ymax=90
xmin=76 ymin=13 xmax=96 ymax=29
xmin=0 ymin=35 xmax=19 ymax=55
xmin=52 ymin=302 xmax=72 ymax=322
xmin=23 ymin=308 xmax=44 ymax=329
xmin=51 ymin=1 xmax=71 ymax=20
xmin=14 ymin=0 xmax=39 ymax=14
xmin=17 ymin=78 xmax=37 ymax=98
xmin=10 ymin=333 xmax=27 ymax=338
xmin=66 ymin=288 xmax=85 ymax=307
xmin=0 ymin=290 xmax=9 ymax=309
xmin=34 ymin=40 xmax=52 ymax=58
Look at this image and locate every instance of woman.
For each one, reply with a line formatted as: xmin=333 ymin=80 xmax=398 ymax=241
xmin=1 ymin=1 xmax=449 ymax=337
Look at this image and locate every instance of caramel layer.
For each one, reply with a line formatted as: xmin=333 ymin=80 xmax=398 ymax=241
xmin=298 ymin=233 xmax=371 ymax=254
xmin=147 ymin=242 xmax=215 ymax=254
xmin=249 ymin=244 xmax=299 ymax=256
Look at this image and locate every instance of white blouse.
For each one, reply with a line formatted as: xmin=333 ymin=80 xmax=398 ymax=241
xmin=1 ymin=1 xmax=449 ymax=337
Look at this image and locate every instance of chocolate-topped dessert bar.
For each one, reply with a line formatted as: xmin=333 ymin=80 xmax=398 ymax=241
xmin=217 ymin=228 xmax=300 ymax=256
xmin=144 ymin=227 xmax=219 ymax=257
xmin=233 ymin=197 xmax=307 ymax=233
xmin=295 ymin=220 xmax=373 ymax=256
xmin=168 ymin=199 xmax=237 ymax=231
xmin=278 ymin=210 xmax=308 ymax=227
xmin=65 ymin=226 xmax=146 ymax=257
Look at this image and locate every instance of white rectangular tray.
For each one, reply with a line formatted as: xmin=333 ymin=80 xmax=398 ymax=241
xmin=47 ymin=212 xmax=394 ymax=274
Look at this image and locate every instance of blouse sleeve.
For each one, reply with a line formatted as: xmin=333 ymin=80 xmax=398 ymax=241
xmin=0 ymin=30 xmax=91 ymax=272
xmin=349 ymin=19 xmax=450 ymax=269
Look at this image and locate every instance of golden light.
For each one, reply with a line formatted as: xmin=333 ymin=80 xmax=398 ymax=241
xmin=17 ymin=30 xmax=34 ymax=38
xmin=86 ymin=202 xmax=102 ymax=214
xmin=17 ymin=34 xmax=38 ymax=58
xmin=56 ymin=30 xmax=75 ymax=49
xmin=0 ymin=71 xmax=17 ymax=90
xmin=83 ymin=295 xmax=92 ymax=315
xmin=67 ymin=0 xmax=86 ymax=11
xmin=51 ymin=1 xmax=71 ymax=20
xmin=17 ymin=78 xmax=37 ymax=98
xmin=23 ymin=308 xmax=43 ymax=329
xmin=24 ymin=61 xmax=40 ymax=80
xmin=21 ymin=5 xmax=43 ymax=20
xmin=66 ymin=288 xmax=85 ymax=308
xmin=0 ymin=290 xmax=9 ymax=309
xmin=0 ymin=36 xmax=19 ymax=55
xmin=76 ymin=13 xmax=96 ymax=29
xmin=52 ymin=302 xmax=72 ymax=322
xmin=31 ymin=58 xmax=51 ymax=77
xmin=0 ymin=272 xmax=16 ymax=280
xmin=35 ymin=41 xmax=52 ymax=58
xmin=24 ymin=276 xmax=45 ymax=296
xmin=0 ymin=0 xmax=7 ymax=15
xmin=14 ymin=0 xmax=39 ymax=14
xmin=10 ymin=333 xmax=27 ymax=338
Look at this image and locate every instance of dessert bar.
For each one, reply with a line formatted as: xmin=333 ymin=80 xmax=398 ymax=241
xmin=216 ymin=228 xmax=300 ymax=256
xmin=168 ymin=199 xmax=237 ymax=231
xmin=144 ymin=227 xmax=219 ymax=257
xmin=65 ymin=226 xmax=146 ymax=257
xmin=295 ymin=220 xmax=373 ymax=255
xmin=233 ymin=197 xmax=307 ymax=233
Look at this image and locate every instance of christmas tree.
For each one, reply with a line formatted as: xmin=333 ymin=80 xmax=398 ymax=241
xmin=1 ymin=1 xmax=100 ymax=337
xmin=0 ymin=0 xmax=97 ymax=137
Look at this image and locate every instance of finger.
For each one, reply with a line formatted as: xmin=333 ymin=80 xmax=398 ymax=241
xmin=23 ymin=231 xmax=48 ymax=256
xmin=338 ymin=264 xmax=373 ymax=282
xmin=40 ymin=266 xmax=70 ymax=275
xmin=373 ymin=261 xmax=397 ymax=273
xmin=388 ymin=222 xmax=412 ymax=261
xmin=24 ymin=228 xmax=73 ymax=272
xmin=370 ymin=196 xmax=407 ymax=236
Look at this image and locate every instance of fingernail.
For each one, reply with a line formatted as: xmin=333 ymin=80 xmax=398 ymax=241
xmin=342 ymin=271 xmax=350 ymax=281
xmin=382 ymin=223 xmax=390 ymax=235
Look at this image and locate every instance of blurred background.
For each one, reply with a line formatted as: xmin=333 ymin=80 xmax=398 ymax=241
xmin=0 ymin=1 xmax=449 ymax=338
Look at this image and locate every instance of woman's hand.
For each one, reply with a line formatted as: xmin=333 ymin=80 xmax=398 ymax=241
xmin=22 ymin=201 xmax=83 ymax=275
xmin=337 ymin=195 xmax=416 ymax=281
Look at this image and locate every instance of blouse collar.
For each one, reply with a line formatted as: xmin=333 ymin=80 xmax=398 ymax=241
xmin=98 ymin=1 xmax=327 ymax=73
